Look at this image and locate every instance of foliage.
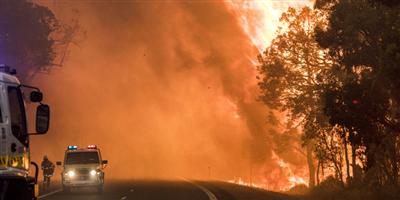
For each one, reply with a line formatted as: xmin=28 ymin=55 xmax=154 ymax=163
xmin=313 ymin=126 xmax=346 ymax=182
xmin=0 ymin=0 xmax=78 ymax=81
xmin=315 ymin=0 xmax=400 ymax=186
xmin=258 ymin=7 xmax=338 ymax=187
xmin=258 ymin=7 xmax=329 ymax=120
xmin=259 ymin=0 xmax=400 ymax=188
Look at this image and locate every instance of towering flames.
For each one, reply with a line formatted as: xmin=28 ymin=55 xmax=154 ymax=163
xmin=225 ymin=0 xmax=313 ymax=190
xmin=225 ymin=0 xmax=314 ymax=51
xmin=31 ymin=0 xmax=310 ymax=191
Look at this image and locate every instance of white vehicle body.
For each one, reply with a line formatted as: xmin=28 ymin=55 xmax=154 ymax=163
xmin=0 ymin=66 xmax=50 ymax=200
xmin=60 ymin=146 xmax=106 ymax=193
xmin=0 ymin=72 xmax=30 ymax=176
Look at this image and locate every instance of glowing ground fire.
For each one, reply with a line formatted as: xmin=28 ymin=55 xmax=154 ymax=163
xmin=225 ymin=0 xmax=313 ymax=190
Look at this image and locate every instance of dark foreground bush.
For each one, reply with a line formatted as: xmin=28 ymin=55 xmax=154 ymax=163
xmin=307 ymin=177 xmax=400 ymax=200
xmin=287 ymin=184 xmax=309 ymax=195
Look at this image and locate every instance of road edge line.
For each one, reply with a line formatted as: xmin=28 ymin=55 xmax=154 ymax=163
xmin=183 ymin=178 xmax=218 ymax=200
xmin=38 ymin=188 xmax=62 ymax=199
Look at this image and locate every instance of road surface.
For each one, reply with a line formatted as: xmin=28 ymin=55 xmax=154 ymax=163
xmin=38 ymin=180 xmax=301 ymax=200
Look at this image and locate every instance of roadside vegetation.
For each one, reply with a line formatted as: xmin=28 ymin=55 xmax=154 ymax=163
xmin=258 ymin=0 xmax=400 ymax=199
xmin=0 ymin=0 xmax=81 ymax=82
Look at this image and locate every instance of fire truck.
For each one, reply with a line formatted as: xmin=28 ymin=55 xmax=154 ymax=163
xmin=0 ymin=65 xmax=50 ymax=200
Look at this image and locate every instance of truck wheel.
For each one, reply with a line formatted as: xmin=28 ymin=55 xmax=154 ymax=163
xmin=10 ymin=180 xmax=35 ymax=200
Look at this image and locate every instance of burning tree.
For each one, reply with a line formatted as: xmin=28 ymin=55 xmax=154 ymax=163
xmin=260 ymin=0 xmax=400 ymax=190
xmin=257 ymin=7 xmax=335 ymax=188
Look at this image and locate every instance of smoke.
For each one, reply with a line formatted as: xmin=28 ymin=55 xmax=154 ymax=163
xmin=28 ymin=0 xmax=306 ymax=190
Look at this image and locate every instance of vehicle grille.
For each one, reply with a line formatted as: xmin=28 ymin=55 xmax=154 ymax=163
xmin=76 ymin=168 xmax=89 ymax=175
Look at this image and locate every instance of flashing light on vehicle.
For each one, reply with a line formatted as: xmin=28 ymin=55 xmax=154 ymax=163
xmin=67 ymin=170 xmax=75 ymax=177
xmin=0 ymin=64 xmax=17 ymax=75
xmin=90 ymin=170 xmax=97 ymax=176
xmin=87 ymin=145 xmax=97 ymax=149
xmin=68 ymin=145 xmax=78 ymax=150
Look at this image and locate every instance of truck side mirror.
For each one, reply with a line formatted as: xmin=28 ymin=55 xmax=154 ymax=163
xmin=30 ymin=91 xmax=43 ymax=102
xmin=36 ymin=104 xmax=50 ymax=134
xmin=56 ymin=161 xmax=62 ymax=166
xmin=102 ymin=160 xmax=108 ymax=165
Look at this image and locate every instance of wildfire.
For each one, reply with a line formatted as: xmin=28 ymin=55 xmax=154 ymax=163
xmin=224 ymin=0 xmax=313 ymax=191
xmin=273 ymin=151 xmax=308 ymax=190
xmin=225 ymin=0 xmax=313 ymax=52
xmin=228 ymin=151 xmax=308 ymax=191
xmin=228 ymin=177 xmax=268 ymax=190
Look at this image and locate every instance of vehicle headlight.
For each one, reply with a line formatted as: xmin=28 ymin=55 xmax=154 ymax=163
xmin=90 ymin=170 xmax=97 ymax=176
xmin=67 ymin=170 xmax=75 ymax=177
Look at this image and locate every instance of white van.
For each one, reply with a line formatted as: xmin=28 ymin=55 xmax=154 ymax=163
xmin=57 ymin=145 xmax=107 ymax=193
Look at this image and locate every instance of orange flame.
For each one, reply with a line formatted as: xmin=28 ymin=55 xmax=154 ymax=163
xmin=225 ymin=0 xmax=313 ymax=191
xmin=273 ymin=151 xmax=308 ymax=190
xmin=225 ymin=0 xmax=314 ymax=52
xmin=228 ymin=177 xmax=268 ymax=189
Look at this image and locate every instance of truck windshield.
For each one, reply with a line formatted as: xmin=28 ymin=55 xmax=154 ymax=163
xmin=66 ymin=152 xmax=100 ymax=165
xmin=8 ymin=86 xmax=28 ymax=146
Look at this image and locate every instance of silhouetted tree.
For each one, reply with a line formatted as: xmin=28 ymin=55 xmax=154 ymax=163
xmin=315 ymin=0 xmax=400 ymax=185
xmin=0 ymin=0 xmax=76 ymax=81
xmin=258 ymin=7 xmax=334 ymax=187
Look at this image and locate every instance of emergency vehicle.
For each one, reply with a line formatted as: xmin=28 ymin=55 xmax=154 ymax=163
xmin=0 ymin=65 xmax=50 ymax=200
xmin=57 ymin=145 xmax=107 ymax=193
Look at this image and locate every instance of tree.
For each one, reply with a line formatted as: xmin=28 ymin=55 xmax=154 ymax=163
xmin=0 ymin=0 xmax=75 ymax=81
xmin=258 ymin=7 xmax=333 ymax=187
xmin=315 ymin=0 xmax=400 ymax=185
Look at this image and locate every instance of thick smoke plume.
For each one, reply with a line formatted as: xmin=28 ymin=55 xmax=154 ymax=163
xmin=29 ymin=1 xmax=306 ymax=190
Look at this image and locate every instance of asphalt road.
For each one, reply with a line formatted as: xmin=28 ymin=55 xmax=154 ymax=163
xmin=38 ymin=180 xmax=301 ymax=200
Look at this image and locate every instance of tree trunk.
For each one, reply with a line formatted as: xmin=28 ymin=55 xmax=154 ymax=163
xmin=395 ymin=138 xmax=399 ymax=185
xmin=334 ymin=160 xmax=343 ymax=184
xmin=316 ymin=160 xmax=320 ymax=185
xmin=390 ymin=137 xmax=398 ymax=185
xmin=366 ymin=143 xmax=376 ymax=170
xmin=344 ymin=133 xmax=350 ymax=182
xmin=307 ymin=142 xmax=315 ymax=188
xmin=329 ymin=135 xmax=343 ymax=184
xmin=351 ymin=143 xmax=357 ymax=179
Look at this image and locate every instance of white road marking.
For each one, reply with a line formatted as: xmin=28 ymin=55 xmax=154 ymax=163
xmin=184 ymin=179 xmax=218 ymax=200
xmin=38 ymin=189 xmax=62 ymax=199
xmin=130 ymin=188 xmax=134 ymax=192
xmin=120 ymin=196 xmax=127 ymax=200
